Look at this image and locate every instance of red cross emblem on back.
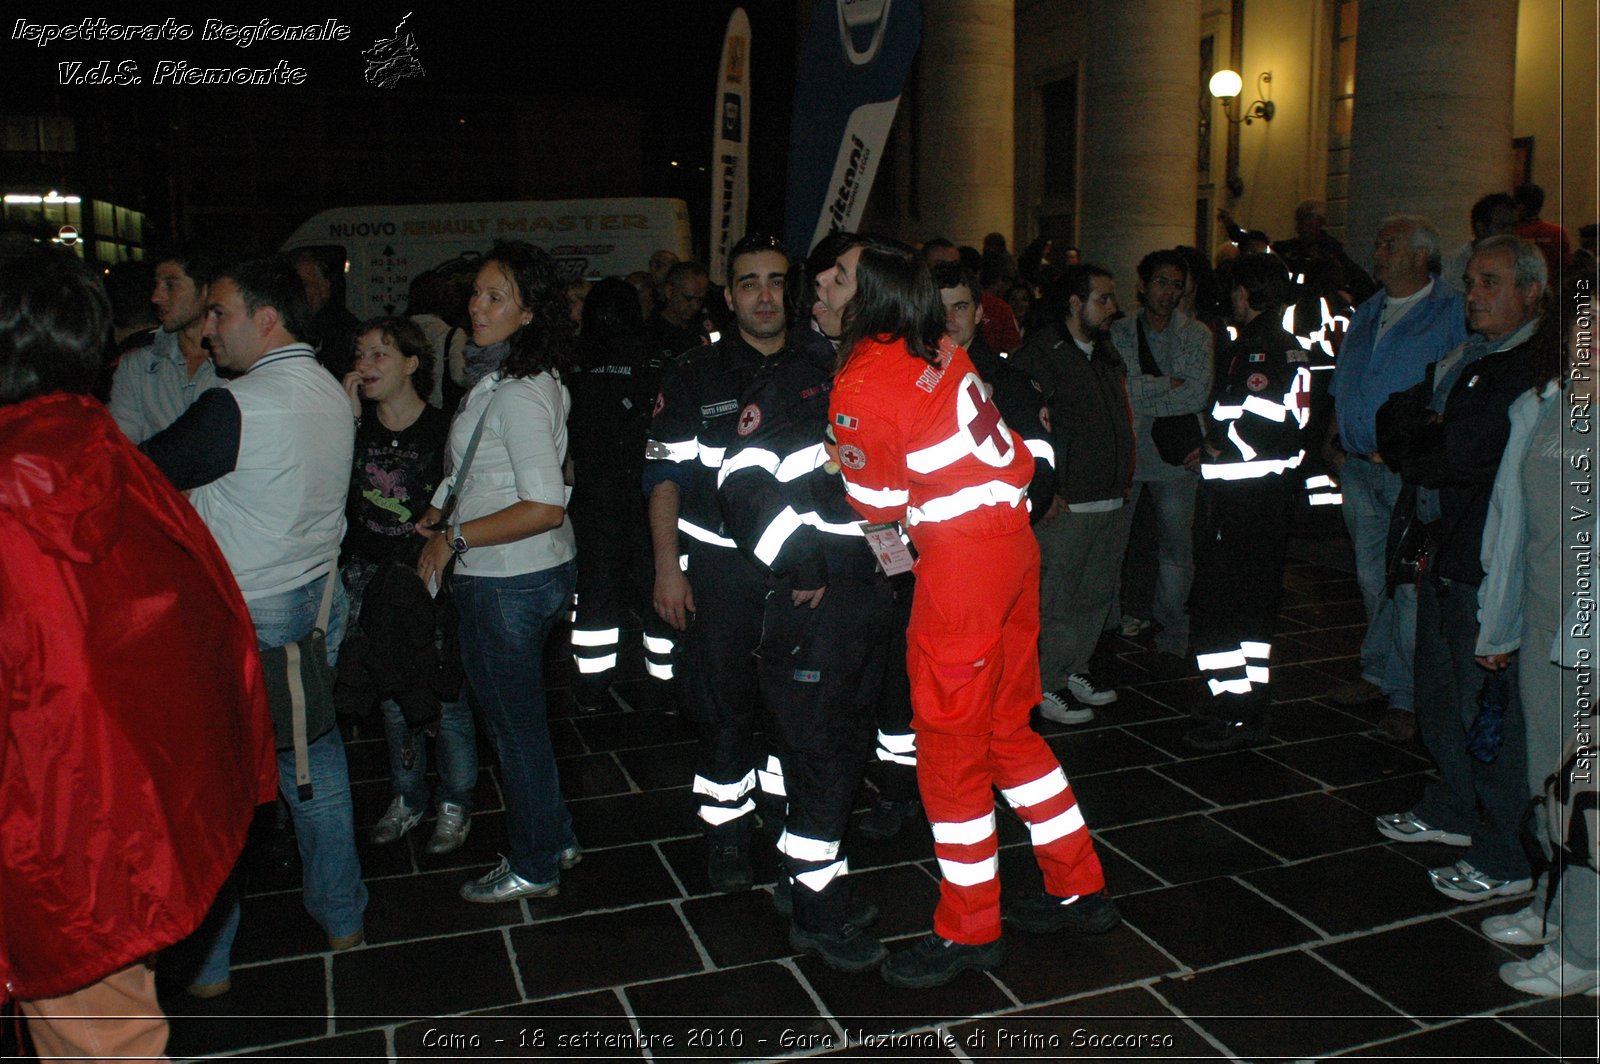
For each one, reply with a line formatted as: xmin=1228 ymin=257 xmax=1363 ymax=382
xmin=965 ymin=380 xmax=1010 ymax=454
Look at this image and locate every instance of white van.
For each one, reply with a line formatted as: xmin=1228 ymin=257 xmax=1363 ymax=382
xmin=280 ymin=198 xmax=693 ymax=317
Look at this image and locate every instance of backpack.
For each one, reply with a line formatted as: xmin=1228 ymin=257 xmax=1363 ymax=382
xmin=1543 ymin=717 xmax=1599 ymax=873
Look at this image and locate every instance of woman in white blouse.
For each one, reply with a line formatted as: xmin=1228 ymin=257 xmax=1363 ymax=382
xmin=416 ymin=242 xmax=582 ymax=903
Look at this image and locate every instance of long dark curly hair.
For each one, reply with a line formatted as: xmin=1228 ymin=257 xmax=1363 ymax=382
xmin=837 ymin=235 xmax=947 ymax=369
xmin=479 ymin=241 xmax=577 ymax=380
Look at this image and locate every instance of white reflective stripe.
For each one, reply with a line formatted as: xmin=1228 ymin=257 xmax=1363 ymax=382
xmin=1208 ymin=677 xmax=1254 ymax=696
xmin=698 ymin=800 xmax=755 ymax=826
xmin=698 ymin=443 xmax=726 ymax=467
xmin=1201 ymin=451 xmax=1305 ymax=480
xmin=776 ymin=442 xmax=829 ymax=482
xmin=844 ymin=480 xmax=911 ymax=509
xmin=758 ymin=769 xmax=786 ymax=797
xmin=765 ymin=754 xmax=784 ymax=774
xmin=717 ymin=446 xmax=780 ymax=487
xmin=1227 ymin=423 xmax=1257 ymax=462
xmin=1196 ymin=649 xmax=1247 ymax=672
xmin=1245 ymin=665 xmax=1270 ymax=684
xmin=1028 ymin=804 xmax=1086 ymax=846
xmin=876 ymin=730 xmax=917 ymax=755
xmin=574 ymin=653 xmax=617 ymax=674
xmin=645 ymin=660 xmax=675 ymax=680
xmin=807 ymin=514 xmax=867 ymax=537
xmin=930 ymin=811 xmax=996 ymax=846
xmin=678 ymin=553 xmax=689 ymax=571
xmin=906 ymin=429 xmax=973 ymax=474
xmin=1309 ymin=493 xmax=1344 ymax=505
xmin=1242 ymin=394 xmax=1288 ymax=422
xmin=1000 ymin=767 xmax=1067 ymax=810
xmin=693 ymin=772 xmax=755 ymax=803
xmin=938 ymin=855 xmax=999 ymax=886
xmin=908 ymin=480 xmax=1028 ymax=526
xmin=875 ymin=749 xmax=918 ymax=766
xmin=1304 ymin=475 xmax=1336 ymax=490
xmin=677 ymin=517 xmax=738 ymax=547
xmin=1212 ymin=401 xmax=1245 ymax=421
xmin=755 ymin=506 xmax=806 ymax=566
xmin=652 ymin=438 xmax=698 ymax=462
xmin=795 ymin=859 xmax=848 ymax=892
xmin=1241 ymin=642 xmax=1271 ymax=658
xmin=571 ymin=627 xmax=620 ymax=647
xmin=778 ymin=831 xmax=840 ymax=862
xmin=1024 ymin=437 xmax=1056 ymax=467
xmin=643 ymin=634 xmax=675 ymax=654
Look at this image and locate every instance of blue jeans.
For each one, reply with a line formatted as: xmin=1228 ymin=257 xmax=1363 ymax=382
xmin=454 ymin=562 xmax=578 ymax=883
xmin=1127 ymin=475 xmax=1197 ymax=656
xmin=383 ymin=695 xmax=478 ymax=811
xmin=1340 ymin=457 xmax=1415 ymax=710
xmin=194 ymin=573 xmax=368 ymax=985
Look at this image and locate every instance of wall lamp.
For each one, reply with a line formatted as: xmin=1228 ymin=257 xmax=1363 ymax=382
xmin=1209 ymin=70 xmax=1275 ymax=124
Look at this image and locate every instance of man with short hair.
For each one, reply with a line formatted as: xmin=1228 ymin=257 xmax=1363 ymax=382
xmin=107 ymin=244 xmax=225 ymax=443
xmin=1324 ymin=215 xmax=1467 ymax=742
xmin=1109 ymin=250 xmax=1213 ymax=657
xmin=142 ymin=256 xmax=364 ymax=996
xmin=1441 ymin=193 xmax=1519 ymax=294
xmin=1011 ymin=264 xmax=1134 ymax=722
xmin=649 ymin=260 xmax=712 ymax=359
xmin=1374 ymin=235 xmax=1545 ymax=902
xmin=1513 ymin=183 xmax=1573 ymax=279
xmin=924 ymin=237 xmax=1023 ymax=352
xmin=290 ymin=248 xmax=362 ymax=381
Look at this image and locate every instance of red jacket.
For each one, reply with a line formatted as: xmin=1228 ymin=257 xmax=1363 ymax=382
xmin=829 ymin=337 xmax=1034 ymax=556
xmin=0 ymin=394 xmax=276 ymax=1001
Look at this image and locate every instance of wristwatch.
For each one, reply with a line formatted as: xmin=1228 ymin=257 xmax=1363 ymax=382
xmin=449 ymin=524 xmax=470 ymax=557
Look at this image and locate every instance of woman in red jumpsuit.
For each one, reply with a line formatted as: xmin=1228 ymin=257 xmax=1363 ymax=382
xmin=820 ymin=236 xmax=1119 ymax=988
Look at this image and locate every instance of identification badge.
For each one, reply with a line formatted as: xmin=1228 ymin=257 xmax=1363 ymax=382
xmin=863 ymin=522 xmax=915 ymax=576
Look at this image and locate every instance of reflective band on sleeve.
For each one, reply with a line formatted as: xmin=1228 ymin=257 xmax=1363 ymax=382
xmin=643 ymin=634 xmax=675 ymax=654
xmin=1309 ymin=493 xmax=1344 ymax=505
xmin=1241 ymin=642 xmax=1271 ymax=658
xmin=717 ymin=446 xmax=780 ymax=487
xmin=908 ymin=480 xmax=1028 ymax=525
xmin=875 ymin=748 xmax=918 ymax=766
xmin=795 ymin=859 xmax=849 ymax=892
xmin=693 ymin=771 xmax=756 ymax=803
xmin=698 ymin=800 xmax=755 ymax=826
xmin=1212 ymin=401 xmax=1245 ymax=421
xmin=574 ymin=653 xmax=618 ymax=674
xmin=1245 ymin=665 xmax=1270 ymax=684
xmin=1027 ymin=804 xmax=1086 ymax=846
xmin=1304 ymin=475 xmax=1336 ymax=490
xmin=698 ymin=443 xmax=726 ymax=467
xmin=999 ymin=767 xmax=1067 ymax=809
xmin=1196 ymin=649 xmax=1247 ymax=672
xmin=778 ymin=830 xmax=841 ymax=862
xmin=1242 ymin=394 xmax=1288 ymax=422
xmin=906 ymin=430 xmax=973 ymax=474
xmin=645 ymin=660 xmax=675 ymax=680
xmin=651 ymin=438 xmax=698 ymax=463
xmin=938 ymin=855 xmax=999 ymax=886
xmin=678 ymin=553 xmax=689 ymax=571
xmin=755 ymin=506 xmax=806 ymax=566
xmin=1227 ymin=423 xmax=1258 ymax=462
xmin=571 ymin=627 xmax=620 ymax=648
xmin=876 ymin=730 xmax=917 ymax=755
xmin=1207 ymin=677 xmax=1254 ymax=696
xmin=1024 ymin=437 xmax=1056 ymax=466
xmin=677 ymin=517 xmax=738 ymax=547
xmin=930 ymin=811 xmax=996 ymax=846
xmin=775 ymin=443 xmax=829 ymax=482
xmin=844 ymin=480 xmax=911 ymax=509
xmin=1200 ymin=451 xmax=1305 ymax=480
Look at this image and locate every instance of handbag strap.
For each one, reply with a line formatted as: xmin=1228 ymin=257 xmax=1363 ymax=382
xmin=1135 ymin=317 xmax=1162 ymax=378
xmin=438 ymin=384 xmax=498 ymax=523
xmin=292 ymin=559 xmax=341 ymax=801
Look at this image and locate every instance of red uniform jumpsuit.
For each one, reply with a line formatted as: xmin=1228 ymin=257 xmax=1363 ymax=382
xmin=829 ymin=337 xmax=1107 ymax=945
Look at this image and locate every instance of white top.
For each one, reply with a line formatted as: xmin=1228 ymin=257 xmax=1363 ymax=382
xmin=432 ymin=369 xmax=576 ymax=577
xmin=107 ymin=329 xmax=219 ymax=444
xmin=189 ymin=344 xmax=353 ymax=600
xmin=1375 ymin=279 xmax=1433 ymax=341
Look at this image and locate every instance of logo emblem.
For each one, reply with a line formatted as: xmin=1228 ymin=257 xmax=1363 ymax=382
xmin=839 ymin=443 xmax=867 ymax=470
xmin=1246 ymin=372 xmax=1270 ymax=393
xmin=737 ymin=403 xmax=762 ymax=436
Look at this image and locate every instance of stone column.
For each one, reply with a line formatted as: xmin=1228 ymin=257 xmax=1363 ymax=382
xmin=1345 ymin=0 xmax=1517 ymax=259
xmin=916 ymin=0 xmax=1014 ymax=248
xmin=1076 ymin=0 xmax=1201 ymax=286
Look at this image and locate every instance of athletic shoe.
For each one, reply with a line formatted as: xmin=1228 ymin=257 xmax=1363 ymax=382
xmin=460 ymin=857 xmax=558 ymax=903
xmin=1374 ymin=810 xmax=1471 ymax=847
xmin=425 ymin=801 xmax=471 ymax=855
xmin=1481 ymin=903 xmax=1560 ymax=946
xmin=1428 ymin=859 xmax=1533 ymax=902
xmin=1499 ymin=945 xmax=1600 ymax=997
xmin=1066 ymin=672 xmax=1118 ymax=706
xmin=1039 ymin=689 xmax=1094 ymax=725
xmin=880 ymin=933 xmax=1005 ymax=989
xmin=370 ymin=795 xmax=423 ymax=845
xmin=1006 ymin=889 xmax=1121 ymax=935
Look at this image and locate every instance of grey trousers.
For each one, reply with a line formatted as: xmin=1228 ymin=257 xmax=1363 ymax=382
xmin=1036 ymin=504 xmax=1125 ymax=690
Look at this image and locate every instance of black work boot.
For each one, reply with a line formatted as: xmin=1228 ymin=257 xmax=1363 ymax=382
xmin=1005 ymin=889 xmax=1121 ymax=935
xmin=856 ymin=796 xmax=921 ymax=840
xmin=880 ymin=933 xmax=1005 ymax=988
xmin=772 ymin=876 xmax=880 ymax=928
xmin=706 ymin=838 xmax=753 ymax=892
xmin=789 ymin=922 xmax=888 ymax=972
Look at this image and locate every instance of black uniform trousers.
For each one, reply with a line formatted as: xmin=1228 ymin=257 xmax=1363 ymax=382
xmin=569 ymin=489 xmax=676 ymax=698
xmin=760 ymin=560 xmax=895 ymax=931
xmin=1189 ymin=474 xmax=1293 ymax=726
xmin=868 ymin=572 xmax=919 ymax=803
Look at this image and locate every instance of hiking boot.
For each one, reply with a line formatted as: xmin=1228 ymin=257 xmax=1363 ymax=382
xmin=1183 ymin=717 xmax=1270 ymax=752
xmin=425 ymin=801 xmax=471 ymax=855
xmin=856 ymin=796 xmax=921 ymax=840
xmin=370 ymin=795 xmax=423 ymax=845
xmin=1006 ymin=889 xmax=1121 ymax=935
xmin=707 ymin=841 xmax=753 ymax=892
xmin=771 ymin=876 xmax=880 ymax=928
xmin=880 ymin=933 xmax=1005 ymax=989
xmin=789 ymin=922 xmax=888 ymax=973
xmin=1066 ymin=672 xmax=1118 ymax=706
xmin=1040 ymin=689 xmax=1094 ymax=725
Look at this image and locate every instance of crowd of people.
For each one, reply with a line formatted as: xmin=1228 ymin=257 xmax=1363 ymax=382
xmin=2 ymin=178 xmax=1594 ymax=1056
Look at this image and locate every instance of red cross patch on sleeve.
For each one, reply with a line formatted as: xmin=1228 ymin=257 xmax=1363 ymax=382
xmin=736 ymin=403 xmax=763 ymax=436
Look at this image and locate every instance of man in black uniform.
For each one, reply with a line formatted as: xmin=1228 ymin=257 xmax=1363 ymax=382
xmin=1186 ymin=254 xmax=1311 ymax=752
xmin=648 ymin=261 xmax=712 ymax=362
xmin=717 ymin=236 xmax=895 ymax=971
xmin=643 ymin=236 xmax=832 ymax=893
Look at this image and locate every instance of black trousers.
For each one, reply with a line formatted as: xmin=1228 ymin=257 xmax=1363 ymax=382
xmin=760 ymin=563 xmax=894 ymax=930
xmin=570 ymin=491 xmax=675 ymax=692
xmin=1189 ymin=475 xmax=1292 ymax=726
xmin=868 ymin=572 xmax=919 ymax=802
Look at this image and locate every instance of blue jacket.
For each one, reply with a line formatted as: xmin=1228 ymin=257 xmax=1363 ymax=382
xmin=1331 ymin=279 xmax=1467 ymax=455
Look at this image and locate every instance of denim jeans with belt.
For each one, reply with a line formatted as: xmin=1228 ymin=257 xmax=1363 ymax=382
xmin=1340 ymin=457 xmax=1415 ymax=709
xmin=193 ymin=573 xmax=368 ymax=986
xmin=454 ymin=561 xmax=578 ymax=883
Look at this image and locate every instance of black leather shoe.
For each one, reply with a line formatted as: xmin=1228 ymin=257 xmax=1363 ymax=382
xmin=789 ymin=922 xmax=888 ymax=973
xmin=1006 ymin=889 xmax=1121 ymax=935
xmin=771 ymin=876 xmax=880 ymax=928
xmin=707 ymin=842 xmax=753 ymax=892
xmin=880 ymin=933 xmax=1005 ymax=988
xmin=1183 ymin=717 xmax=1270 ymax=752
xmin=856 ymin=797 xmax=921 ymax=840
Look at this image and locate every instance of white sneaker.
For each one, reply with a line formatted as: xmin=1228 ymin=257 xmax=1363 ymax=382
xmin=1066 ymin=672 xmax=1117 ymax=707
xmin=1499 ymin=945 xmax=1600 ymax=997
xmin=425 ymin=801 xmax=471 ymax=855
xmin=370 ymin=795 xmax=423 ymax=845
xmin=1118 ymin=617 xmax=1153 ymax=637
xmin=1481 ymin=903 xmax=1559 ymax=946
xmin=1040 ymin=690 xmax=1094 ymax=725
